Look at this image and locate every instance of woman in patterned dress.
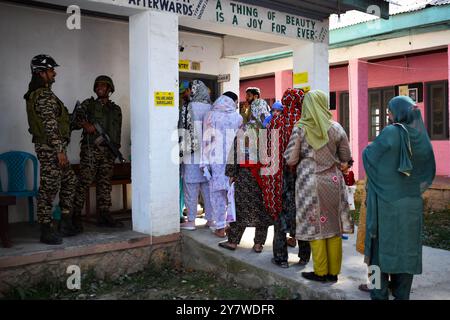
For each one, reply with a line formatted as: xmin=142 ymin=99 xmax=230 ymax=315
xmin=268 ymin=89 xmax=311 ymax=268
xmin=284 ymin=90 xmax=354 ymax=282
xmin=218 ymin=99 xmax=272 ymax=252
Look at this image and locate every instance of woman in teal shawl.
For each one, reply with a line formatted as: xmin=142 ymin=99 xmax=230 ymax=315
xmin=363 ymin=96 xmax=435 ymax=300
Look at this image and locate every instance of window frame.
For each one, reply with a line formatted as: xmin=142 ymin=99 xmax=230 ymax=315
xmin=368 ymin=86 xmax=395 ymax=141
xmin=426 ymin=80 xmax=449 ymax=141
xmin=339 ymin=91 xmax=350 ymax=137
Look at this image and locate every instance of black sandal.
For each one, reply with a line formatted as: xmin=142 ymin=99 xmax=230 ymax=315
xmin=297 ymin=258 xmax=309 ymax=266
xmin=218 ymin=241 xmax=236 ymax=251
xmin=271 ymin=258 xmax=289 ymax=268
xmin=301 ymin=272 xmax=327 ymax=282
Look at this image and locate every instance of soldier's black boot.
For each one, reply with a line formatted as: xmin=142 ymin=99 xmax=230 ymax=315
xmin=97 ymin=211 xmax=124 ymax=228
xmin=40 ymin=223 xmax=63 ymax=245
xmin=59 ymin=215 xmax=79 ymax=237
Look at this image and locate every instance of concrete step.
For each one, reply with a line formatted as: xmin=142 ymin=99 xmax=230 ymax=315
xmin=181 ymin=220 xmax=450 ymax=300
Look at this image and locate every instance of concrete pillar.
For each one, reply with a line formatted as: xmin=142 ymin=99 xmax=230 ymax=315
xmin=219 ymin=57 xmax=240 ymax=96
xmin=348 ymin=59 xmax=369 ymax=180
xmin=275 ymin=70 xmax=293 ymax=101
xmin=129 ymin=10 xmax=179 ymax=236
xmin=292 ymin=41 xmax=329 ymax=94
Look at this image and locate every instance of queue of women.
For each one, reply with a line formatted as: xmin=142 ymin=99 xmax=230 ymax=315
xmin=178 ymin=80 xmax=436 ymax=300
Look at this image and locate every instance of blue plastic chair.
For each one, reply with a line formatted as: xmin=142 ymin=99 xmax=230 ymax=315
xmin=0 ymin=151 xmax=38 ymax=224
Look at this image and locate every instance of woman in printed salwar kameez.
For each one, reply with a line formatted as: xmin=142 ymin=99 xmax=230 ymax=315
xmin=363 ymin=96 xmax=435 ymax=300
xmin=218 ymin=99 xmax=272 ymax=253
xmin=263 ymin=89 xmax=311 ymax=268
xmin=180 ymin=80 xmax=213 ymax=231
xmin=201 ymin=92 xmax=243 ymax=238
xmin=284 ymin=90 xmax=354 ymax=282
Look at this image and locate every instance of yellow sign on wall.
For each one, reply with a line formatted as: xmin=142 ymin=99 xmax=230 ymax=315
xmin=399 ymin=85 xmax=409 ymax=96
xmin=300 ymin=86 xmax=311 ymax=93
xmin=293 ymin=72 xmax=309 ymax=85
xmin=154 ymin=91 xmax=175 ymax=107
xmin=179 ymin=60 xmax=190 ymax=71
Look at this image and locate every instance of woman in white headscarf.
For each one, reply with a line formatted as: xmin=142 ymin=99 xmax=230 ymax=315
xmin=180 ymin=80 xmax=214 ymax=230
xmin=201 ymin=92 xmax=243 ymax=237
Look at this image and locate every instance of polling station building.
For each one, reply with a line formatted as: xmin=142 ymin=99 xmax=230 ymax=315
xmin=0 ymin=0 xmax=388 ymax=239
xmin=240 ymin=1 xmax=450 ymax=180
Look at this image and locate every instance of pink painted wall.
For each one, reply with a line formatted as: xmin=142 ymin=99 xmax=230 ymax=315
xmin=240 ymin=50 xmax=450 ymax=176
xmin=275 ymin=70 xmax=293 ymax=101
xmin=330 ymin=65 xmax=348 ymax=122
xmin=329 ymin=51 xmax=450 ymax=176
xmin=348 ymin=59 xmax=369 ymax=179
xmin=240 ymin=76 xmax=275 ymax=102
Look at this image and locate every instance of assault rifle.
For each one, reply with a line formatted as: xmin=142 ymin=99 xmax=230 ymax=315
xmin=70 ymin=100 xmax=81 ymax=132
xmin=92 ymin=122 xmax=126 ymax=163
xmin=71 ymin=100 xmax=126 ymax=163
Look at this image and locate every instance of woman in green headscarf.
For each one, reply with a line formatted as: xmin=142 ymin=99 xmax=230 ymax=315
xmin=363 ymin=96 xmax=435 ymax=300
xmin=284 ymin=90 xmax=354 ymax=283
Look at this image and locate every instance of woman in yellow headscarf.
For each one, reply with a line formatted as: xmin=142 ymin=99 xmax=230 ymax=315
xmin=284 ymin=90 xmax=354 ymax=283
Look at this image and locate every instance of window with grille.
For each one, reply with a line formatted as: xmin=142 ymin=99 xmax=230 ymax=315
xmin=339 ymin=92 xmax=350 ymax=137
xmin=426 ymin=81 xmax=449 ymax=140
xmin=369 ymin=87 xmax=394 ymax=141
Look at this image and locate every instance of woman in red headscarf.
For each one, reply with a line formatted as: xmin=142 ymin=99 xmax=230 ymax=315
xmin=261 ymin=89 xmax=311 ymax=268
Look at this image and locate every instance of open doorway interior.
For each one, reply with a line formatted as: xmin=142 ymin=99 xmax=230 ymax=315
xmin=180 ymin=72 xmax=219 ymax=102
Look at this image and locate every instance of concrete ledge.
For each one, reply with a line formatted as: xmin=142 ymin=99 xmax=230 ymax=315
xmin=182 ymin=222 xmax=450 ymax=300
xmin=0 ymin=227 xmax=180 ymax=269
xmin=0 ymin=224 xmax=182 ymax=295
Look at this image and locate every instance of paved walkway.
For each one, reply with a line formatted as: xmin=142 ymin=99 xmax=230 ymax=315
xmin=182 ymin=219 xmax=450 ymax=300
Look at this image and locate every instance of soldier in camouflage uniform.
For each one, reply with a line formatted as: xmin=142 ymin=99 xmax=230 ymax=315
xmin=24 ymin=54 xmax=78 ymax=245
xmin=72 ymin=75 xmax=123 ymax=230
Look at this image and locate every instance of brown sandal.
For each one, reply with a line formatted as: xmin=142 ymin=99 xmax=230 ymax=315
xmin=252 ymin=244 xmax=263 ymax=253
xmin=358 ymin=284 xmax=370 ymax=292
xmin=214 ymin=228 xmax=227 ymax=238
xmin=218 ymin=241 xmax=237 ymax=251
xmin=287 ymin=237 xmax=297 ymax=248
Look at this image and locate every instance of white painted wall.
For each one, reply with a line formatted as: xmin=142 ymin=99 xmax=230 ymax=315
xmin=329 ymin=29 xmax=450 ymax=64
xmin=219 ymin=58 xmax=240 ymax=95
xmin=293 ymin=41 xmax=329 ymax=94
xmin=178 ymin=32 xmax=241 ymax=96
xmin=179 ymin=31 xmax=223 ymax=76
xmin=0 ymin=3 xmax=131 ymax=222
xmin=240 ymin=29 xmax=450 ymax=78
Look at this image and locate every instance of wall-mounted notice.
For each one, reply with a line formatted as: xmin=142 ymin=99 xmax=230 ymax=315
xmin=298 ymin=86 xmax=311 ymax=93
xmin=217 ymin=74 xmax=231 ymax=83
xmin=399 ymin=85 xmax=409 ymax=97
xmin=293 ymin=72 xmax=308 ymax=85
xmin=179 ymin=60 xmax=190 ymax=71
xmin=191 ymin=61 xmax=201 ymax=71
xmin=154 ymin=91 xmax=175 ymax=107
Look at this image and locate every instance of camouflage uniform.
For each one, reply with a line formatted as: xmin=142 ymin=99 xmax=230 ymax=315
xmin=72 ymin=97 xmax=122 ymax=217
xmin=26 ymin=87 xmax=76 ymax=224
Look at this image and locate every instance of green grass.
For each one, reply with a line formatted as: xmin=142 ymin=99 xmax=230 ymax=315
xmin=2 ymin=265 xmax=298 ymax=300
xmin=351 ymin=200 xmax=362 ymax=225
xmin=423 ymin=209 xmax=450 ymax=251
xmin=352 ymin=198 xmax=449 ymax=251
